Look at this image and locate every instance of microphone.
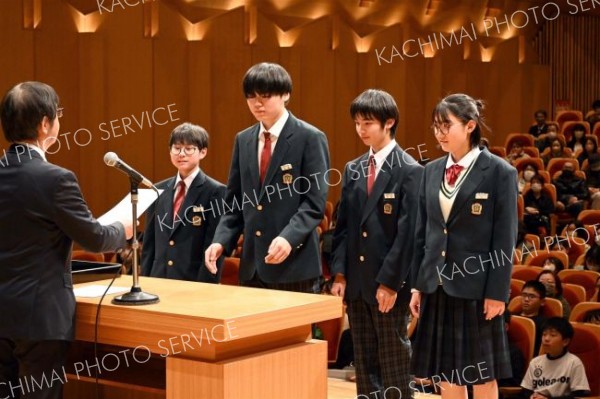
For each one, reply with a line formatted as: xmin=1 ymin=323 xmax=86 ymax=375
xmin=104 ymin=152 xmax=158 ymax=192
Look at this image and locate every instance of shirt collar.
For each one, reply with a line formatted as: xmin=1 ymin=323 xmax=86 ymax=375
xmin=445 ymin=146 xmax=481 ymax=169
xmin=15 ymin=142 xmax=46 ymax=161
xmin=174 ymin=166 xmax=200 ymax=190
xmin=369 ymin=139 xmax=397 ymax=167
xmin=260 ymin=109 xmax=289 ymax=139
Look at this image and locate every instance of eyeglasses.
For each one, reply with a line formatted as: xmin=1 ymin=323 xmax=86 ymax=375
xmin=170 ymin=146 xmax=198 ymax=156
xmin=56 ymin=107 xmax=63 ymax=118
xmin=521 ymin=293 xmax=541 ymax=300
xmin=430 ymin=122 xmax=462 ymax=135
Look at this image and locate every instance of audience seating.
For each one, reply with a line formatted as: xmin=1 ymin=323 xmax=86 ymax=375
xmin=562 ymin=283 xmax=587 ymax=309
xmin=569 ymin=301 xmax=600 ymax=322
xmin=556 ymin=110 xmax=584 ymax=128
xmin=512 ymin=265 xmax=544 ymax=282
xmin=558 ymin=270 xmax=600 ymax=300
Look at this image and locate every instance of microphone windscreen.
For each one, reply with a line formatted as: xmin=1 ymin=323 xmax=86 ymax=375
xmin=104 ymin=152 xmax=119 ymax=167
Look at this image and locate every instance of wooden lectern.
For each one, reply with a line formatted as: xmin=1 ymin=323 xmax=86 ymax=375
xmin=65 ymin=277 xmax=343 ymax=399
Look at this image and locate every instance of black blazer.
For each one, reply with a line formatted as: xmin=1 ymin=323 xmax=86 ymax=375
xmin=411 ymin=148 xmax=518 ymax=302
xmin=0 ymin=145 xmax=126 ymax=341
xmin=212 ymin=113 xmax=330 ymax=283
xmin=141 ymin=170 xmax=226 ymax=282
xmin=331 ymin=145 xmax=423 ymax=305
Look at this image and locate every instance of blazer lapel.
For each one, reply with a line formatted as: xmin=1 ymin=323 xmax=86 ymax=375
xmin=446 ymin=150 xmax=491 ymax=225
xmin=245 ymin=125 xmax=261 ymax=192
xmin=429 ymin=157 xmax=446 ymax=223
xmin=360 ymin=149 xmax=395 ymax=225
xmin=158 ymin=178 xmax=176 ymax=232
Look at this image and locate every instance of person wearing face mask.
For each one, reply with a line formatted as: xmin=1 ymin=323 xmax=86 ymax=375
xmin=519 ymin=164 xmax=538 ymax=193
xmin=524 ymin=175 xmax=554 ymax=236
xmin=553 ymin=162 xmax=588 ymax=217
xmin=542 ymin=138 xmax=569 ymax=167
xmin=577 ymin=136 xmax=598 ymax=166
xmin=584 ymin=233 xmax=600 ymax=272
xmin=536 ymin=270 xmax=571 ymax=319
xmin=536 ymin=124 xmax=559 ymax=153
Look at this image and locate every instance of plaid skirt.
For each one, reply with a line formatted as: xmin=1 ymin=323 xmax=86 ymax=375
xmin=410 ymin=287 xmax=512 ymax=385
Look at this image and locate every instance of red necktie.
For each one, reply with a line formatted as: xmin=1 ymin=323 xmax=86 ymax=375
xmin=173 ymin=181 xmax=186 ymax=222
xmin=260 ymin=132 xmax=272 ymax=185
xmin=367 ymin=155 xmax=376 ymax=195
xmin=446 ymin=164 xmax=464 ymax=186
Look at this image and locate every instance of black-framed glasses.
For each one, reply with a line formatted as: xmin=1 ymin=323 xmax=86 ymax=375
xmin=521 ymin=293 xmax=540 ymax=300
xmin=56 ymin=107 xmax=64 ymax=118
xmin=170 ymin=146 xmax=198 ymax=156
xmin=430 ymin=122 xmax=461 ymax=136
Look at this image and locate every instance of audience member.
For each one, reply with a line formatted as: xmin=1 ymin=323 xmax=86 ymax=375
xmin=537 ymin=270 xmax=571 ymax=319
xmin=520 ymin=317 xmax=590 ymax=399
xmin=520 ymin=281 xmax=548 ymax=355
xmin=523 ymin=175 xmax=554 ymax=236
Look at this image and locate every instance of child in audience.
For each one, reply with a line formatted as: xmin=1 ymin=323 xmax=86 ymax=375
xmin=521 ymin=317 xmax=590 ymax=399
xmin=520 ymin=281 xmax=548 ymax=355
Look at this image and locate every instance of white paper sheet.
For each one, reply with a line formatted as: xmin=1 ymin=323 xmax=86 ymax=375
xmin=97 ymin=188 xmax=163 ymax=225
xmin=73 ymin=285 xmax=131 ymax=298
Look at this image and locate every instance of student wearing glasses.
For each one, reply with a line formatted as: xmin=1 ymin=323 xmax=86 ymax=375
xmin=409 ymin=94 xmax=518 ymax=399
xmin=141 ymin=123 xmax=226 ymax=282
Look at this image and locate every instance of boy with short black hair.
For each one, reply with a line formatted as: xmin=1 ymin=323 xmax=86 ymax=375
xmin=205 ymin=62 xmax=329 ymax=292
xmin=521 ymin=317 xmax=590 ymax=399
xmin=521 ymin=280 xmax=548 ymax=355
xmin=142 ymin=122 xmax=226 ymax=282
xmin=331 ymin=89 xmax=423 ymax=399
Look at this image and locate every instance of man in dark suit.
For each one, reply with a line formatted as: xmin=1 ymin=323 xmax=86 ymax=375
xmin=0 ymin=81 xmax=130 ymax=399
xmin=142 ymin=123 xmax=226 ymax=282
xmin=331 ymin=89 xmax=422 ymax=399
xmin=205 ymin=62 xmax=329 ymax=293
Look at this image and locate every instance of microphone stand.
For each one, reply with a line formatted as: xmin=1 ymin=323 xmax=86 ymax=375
xmin=112 ymin=178 xmax=159 ymax=305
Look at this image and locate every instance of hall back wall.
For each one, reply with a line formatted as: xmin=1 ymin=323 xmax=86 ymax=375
xmin=0 ymin=0 xmax=551 ymax=216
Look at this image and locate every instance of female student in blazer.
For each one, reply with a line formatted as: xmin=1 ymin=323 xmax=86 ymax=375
xmin=409 ymin=94 xmax=518 ymax=399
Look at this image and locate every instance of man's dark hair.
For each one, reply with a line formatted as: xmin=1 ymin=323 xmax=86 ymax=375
xmin=523 ymin=280 xmax=547 ymax=299
xmin=541 ymin=317 xmax=574 ymax=340
xmin=350 ymin=89 xmax=399 ymax=137
xmin=169 ymin=123 xmax=209 ymax=150
xmin=0 ymin=81 xmax=59 ymax=142
xmin=534 ymin=109 xmax=548 ymax=118
xmin=242 ymin=63 xmax=292 ymax=98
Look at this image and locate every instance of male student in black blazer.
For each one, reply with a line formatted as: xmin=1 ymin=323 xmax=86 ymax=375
xmin=0 ymin=81 xmax=130 ymax=399
xmin=142 ymin=123 xmax=226 ymax=282
xmin=205 ymin=62 xmax=329 ymax=293
xmin=331 ymin=89 xmax=423 ymax=399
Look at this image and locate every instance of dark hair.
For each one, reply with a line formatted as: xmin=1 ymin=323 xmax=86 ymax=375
xmin=432 ymin=93 xmax=487 ymax=148
xmin=0 ymin=81 xmax=59 ymax=142
xmin=169 ymin=123 xmax=209 ymax=149
xmin=535 ymin=109 xmax=548 ymax=118
xmin=530 ymin=174 xmax=545 ymax=185
xmin=543 ymin=256 xmax=564 ymax=273
xmin=480 ymin=137 xmax=490 ymax=148
xmin=242 ymin=63 xmax=292 ymax=98
xmin=523 ymin=162 xmax=539 ymax=172
xmin=550 ymin=138 xmax=564 ymax=152
xmin=537 ymin=270 xmax=563 ymax=297
xmin=592 ymin=100 xmax=600 ymax=110
xmin=350 ymin=89 xmax=400 ymax=138
xmin=523 ymin=280 xmax=547 ymax=299
xmin=585 ymin=137 xmax=598 ymax=153
xmin=583 ymin=309 xmax=600 ymax=323
xmin=541 ymin=317 xmax=574 ymax=340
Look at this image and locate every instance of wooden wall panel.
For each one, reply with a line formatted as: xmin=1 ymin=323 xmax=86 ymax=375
xmin=0 ymin=0 xmax=559 ymax=215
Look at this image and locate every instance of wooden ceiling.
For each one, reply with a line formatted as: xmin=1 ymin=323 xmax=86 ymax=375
xmin=68 ymin=0 xmax=600 ymax=40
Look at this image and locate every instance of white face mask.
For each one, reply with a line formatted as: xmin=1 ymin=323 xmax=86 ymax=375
xmin=524 ymin=170 xmax=535 ymax=181
xmin=595 ymin=235 xmax=600 ymax=246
